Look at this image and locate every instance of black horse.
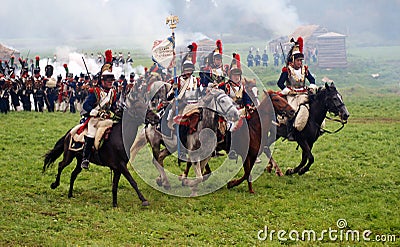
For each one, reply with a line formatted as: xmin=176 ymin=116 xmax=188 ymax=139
xmin=43 ymin=96 xmax=153 ymax=207
xmin=265 ymin=82 xmax=350 ymax=176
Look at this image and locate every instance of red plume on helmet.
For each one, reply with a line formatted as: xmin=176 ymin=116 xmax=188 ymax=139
xmin=35 ymin=56 xmax=40 ymax=68
xmin=234 ymin=53 xmax=241 ymax=70
xmin=297 ymin=37 xmax=304 ymax=53
xmin=216 ymin=39 xmax=222 ymax=54
xmin=105 ymin=50 xmax=113 ymax=64
xmin=191 ymin=42 xmax=197 ymax=65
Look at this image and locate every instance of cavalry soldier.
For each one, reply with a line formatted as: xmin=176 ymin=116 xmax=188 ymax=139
xmin=277 ymin=37 xmax=317 ymax=140
xmin=165 ymin=42 xmax=200 ymax=131
xmin=219 ymin=53 xmax=253 ymax=129
xmin=80 ymin=50 xmax=118 ymax=170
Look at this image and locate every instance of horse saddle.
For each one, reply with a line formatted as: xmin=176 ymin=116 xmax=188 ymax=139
xmin=68 ymin=119 xmax=114 ymax=151
xmin=173 ymin=108 xmax=201 ymax=134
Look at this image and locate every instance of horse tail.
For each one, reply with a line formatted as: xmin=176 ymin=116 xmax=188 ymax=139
xmin=43 ymin=130 xmax=70 ymax=172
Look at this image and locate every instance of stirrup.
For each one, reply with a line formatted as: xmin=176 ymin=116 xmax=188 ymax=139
xmin=81 ymin=159 xmax=90 ymax=169
xmin=228 ymin=150 xmax=238 ymax=160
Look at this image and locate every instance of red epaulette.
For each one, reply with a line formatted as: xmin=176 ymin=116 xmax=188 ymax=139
xmin=281 ymin=67 xmax=288 ymax=73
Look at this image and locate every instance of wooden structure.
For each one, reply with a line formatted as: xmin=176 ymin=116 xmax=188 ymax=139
xmin=317 ymin=32 xmax=348 ymax=68
xmin=268 ymin=25 xmax=348 ymax=68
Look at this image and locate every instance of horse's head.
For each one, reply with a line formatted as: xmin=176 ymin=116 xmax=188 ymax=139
xmin=264 ymin=90 xmax=295 ymax=119
xmin=322 ymin=82 xmax=350 ymax=123
xmin=202 ymin=89 xmax=240 ymax=121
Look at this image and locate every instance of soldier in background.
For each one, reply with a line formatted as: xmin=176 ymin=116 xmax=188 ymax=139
xmin=262 ymin=49 xmax=269 ymax=67
xmin=66 ymin=73 xmax=77 ymax=113
xmin=32 ymin=56 xmax=45 ymax=112
xmin=44 ymin=64 xmax=57 ymax=112
xmin=247 ymin=49 xmax=254 ymax=67
xmin=254 ymin=49 xmax=261 ymax=66
xmin=126 ymin=52 xmax=133 ymax=65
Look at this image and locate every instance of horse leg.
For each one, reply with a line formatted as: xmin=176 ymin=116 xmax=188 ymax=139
xmin=128 ymin=128 xmax=147 ymax=164
xmin=120 ymin=164 xmax=149 ymax=206
xmin=298 ymin=143 xmax=314 ymax=175
xmin=285 ymin=141 xmax=309 ymax=175
xmin=111 ymin=170 xmax=121 ymax=207
xmin=227 ymin=157 xmax=255 ymax=193
xmin=178 ymin=161 xmax=191 ymax=182
xmin=68 ymin=156 xmax=83 ymax=198
xmin=51 ymin=150 xmax=75 ymax=189
xmin=269 ymin=157 xmax=284 ymax=177
xmin=202 ymin=163 xmax=212 ymax=181
xmin=154 ymin=148 xmax=171 ymax=189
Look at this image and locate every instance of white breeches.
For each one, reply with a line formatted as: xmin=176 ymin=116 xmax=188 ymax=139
xmin=287 ymin=94 xmax=309 ymax=131
xmin=87 ymin=117 xmax=99 ymax=138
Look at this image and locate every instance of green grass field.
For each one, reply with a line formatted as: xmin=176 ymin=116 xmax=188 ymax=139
xmin=0 ymin=45 xmax=399 ymax=246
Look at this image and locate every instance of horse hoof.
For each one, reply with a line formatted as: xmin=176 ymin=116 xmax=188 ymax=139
xmin=202 ymin=173 xmax=211 ymax=182
xmin=142 ymin=201 xmax=150 ymax=206
xmin=276 ymin=171 xmax=284 ymax=177
xmin=285 ymin=168 xmax=294 ymax=176
xmin=156 ymin=178 xmax=163 ymax=187
xmin=68 ymin=193 xmax=73 ymax=198
xmin=189 ymin=192 xmax=198 ymax=197
xmin=50 ymin=183 xmax=58 ymax=189
xmin=163 ymin=184 xmax=171 ymax=190
xmin=249 ymin=190 xmax=255 ymax=194
xmin=178 ymin=174 xmax=186 ymax=181
xmin=113 ymin=203 xmax=118 ymax=208
xmin=227 ymin=181 xmax=235 ymax=189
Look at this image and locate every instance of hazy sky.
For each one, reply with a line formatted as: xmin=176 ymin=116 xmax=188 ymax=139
xmin=1 ymin=0 xmax=399 ymax=51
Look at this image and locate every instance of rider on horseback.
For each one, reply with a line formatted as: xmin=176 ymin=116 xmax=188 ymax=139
xmin=277 ymin=37 xmax=317 ymax=140
xmin=165 ymin=42 xmax=201 ymax=132
xmin=80 ymin=50 xmax=118 ymax=169
xmin=218 ymin=53 xmax=254 ymax=159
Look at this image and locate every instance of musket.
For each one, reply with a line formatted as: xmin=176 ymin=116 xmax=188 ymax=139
xmin=279 ymin=42 xmax=286 ymax=65
xmin=81 ymin=56 xmax=91 ymax=79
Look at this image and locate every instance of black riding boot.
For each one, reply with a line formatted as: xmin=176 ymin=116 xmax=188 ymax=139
xmin=286 ymin=119 xmax=295 ymax=141
xmin=81 ymin=136 xmax=94 ymax=169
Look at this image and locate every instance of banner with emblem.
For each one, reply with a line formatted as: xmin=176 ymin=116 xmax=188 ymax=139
xmin=151 ymin=36 xmax=175 ymax=69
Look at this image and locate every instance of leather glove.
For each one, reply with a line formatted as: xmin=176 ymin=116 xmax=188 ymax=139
xmin=281 ymin=87 xmax=291 ymax=95
xmin=89 ymin=109 xmax=99 ymax=117
xmin=308 ymin=84 xmax=318 ymax=94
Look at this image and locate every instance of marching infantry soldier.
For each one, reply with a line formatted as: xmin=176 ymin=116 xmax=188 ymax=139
xmin=273 ymin=50 xmax=280 ymax=67
xmin=66 ymin=72 xmax=77 ymax=113
xmin=32 ymin=56 xmax=45 ymax=112
xmin=80 ymin=50 xmax=119 ymax=169
xmin=277 ymin=37 xmax=317 ymax=140
xmin=262 ymin=49 xmax=269 ymax=67
xmin=18 ymin=62 xmax=32 ymax=111
xmin=117 ymin=52 xmax=125 ymax=67
xmin=247 ymin=49 xmax=254 ymax=67
xmin=126 ymin=52 xmax=133 ymax=65
xmin=8 ymin=56 xmax=22 ymax=111
xmin=44 ymin=64 xmax=57 ymax=112
xmin=254 ymin=49 xmax=261 ymax=66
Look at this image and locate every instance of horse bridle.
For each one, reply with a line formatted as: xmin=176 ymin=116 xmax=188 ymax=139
xmin=212 ymin=93 xmax=237 ymax=118
xmin=322 ymin=91 xmax=347 ymax=134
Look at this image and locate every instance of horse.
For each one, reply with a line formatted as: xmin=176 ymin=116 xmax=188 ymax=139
xmin=264 ymin=82 xmax=350 ymax=176
xmin=129 ymin=89 xmax=240 ymax=191
xmin=43 ymin=94 xmax=152 ymax=207
xmin=179 ymin=89 xmax=295 ymax=179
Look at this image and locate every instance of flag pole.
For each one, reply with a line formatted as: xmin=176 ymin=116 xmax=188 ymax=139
xmin=166 ymin=15 xmax=180 ymax=158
